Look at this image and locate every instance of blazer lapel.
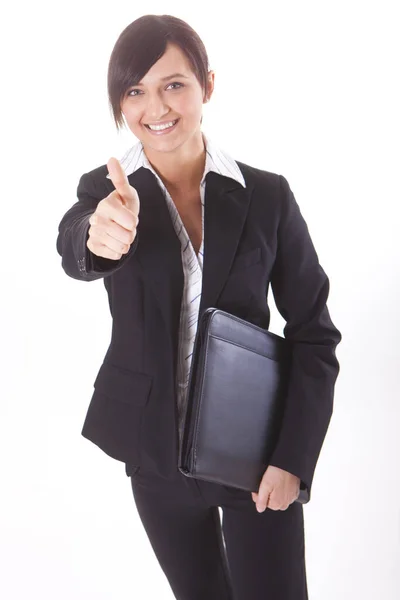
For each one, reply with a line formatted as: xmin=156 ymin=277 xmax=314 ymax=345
xmin=127 ymin=166 xmax=253 ymax=342
xmin=128 ymin=167 xmax=183 ymax=348
xmin=199 ymin=170 xmax=253 ymax=315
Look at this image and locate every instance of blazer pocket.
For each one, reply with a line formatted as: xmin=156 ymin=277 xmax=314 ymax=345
xmin=230 ymin=247 xmax=261 ymax=275
xmin=93 ymin=361 xmax=153 ymax=406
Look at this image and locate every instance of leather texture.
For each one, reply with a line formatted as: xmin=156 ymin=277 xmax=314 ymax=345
xmin=178 ymin=308 xmax=309 ymax=503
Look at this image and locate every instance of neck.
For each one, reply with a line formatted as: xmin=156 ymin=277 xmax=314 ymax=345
xmin=143 ymin=129 xmax=206 ymax=192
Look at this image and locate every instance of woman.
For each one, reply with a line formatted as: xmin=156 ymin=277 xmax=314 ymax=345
xmin=56 ymin=14 xmax=341 ymax=600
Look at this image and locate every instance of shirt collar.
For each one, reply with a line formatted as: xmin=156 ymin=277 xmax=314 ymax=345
xmin=106 ymin=130 xmax=246 ymax=188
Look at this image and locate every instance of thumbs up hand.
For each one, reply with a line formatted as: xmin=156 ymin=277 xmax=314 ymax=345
xmin=87 ymin=158 xmax=140 ymax=260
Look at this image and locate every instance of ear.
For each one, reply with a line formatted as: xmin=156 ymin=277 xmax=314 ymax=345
xmin=203 ymin=70 xmax=215 ymax=103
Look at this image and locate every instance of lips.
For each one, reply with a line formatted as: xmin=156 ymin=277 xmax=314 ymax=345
xmin=145 ymin=119 xmax=179 ymax=130
xmin=143 ymin=119 xmax=181 ymax=137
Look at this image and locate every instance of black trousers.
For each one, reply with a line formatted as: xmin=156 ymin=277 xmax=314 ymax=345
xmin=129 ymin=464 xmax=308 ymax=600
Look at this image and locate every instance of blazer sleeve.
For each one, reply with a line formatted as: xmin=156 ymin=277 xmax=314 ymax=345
xmin=268 ymin=175 xmax=342 ymax=502
xmin=56 ymin=170 xmax=138 ymax=281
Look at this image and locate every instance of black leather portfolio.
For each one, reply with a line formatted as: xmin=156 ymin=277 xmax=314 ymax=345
xmin=178 ymin=307 xmax=309 ymax=504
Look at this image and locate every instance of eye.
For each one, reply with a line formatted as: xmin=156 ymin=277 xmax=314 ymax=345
xmin=127 ymin=82 xmax=184 ymax=97
xmin=168 ymin=82 xmax=184 ymax=90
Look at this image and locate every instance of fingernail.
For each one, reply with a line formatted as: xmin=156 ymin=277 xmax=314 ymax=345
xmin=257 ymin=504 xmax=265 ymax=512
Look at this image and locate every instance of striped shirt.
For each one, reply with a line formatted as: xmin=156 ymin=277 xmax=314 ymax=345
xmin=107 ymin=131 xmax=246 ymax=444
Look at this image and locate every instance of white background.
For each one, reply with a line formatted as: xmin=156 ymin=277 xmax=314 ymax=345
xmin=1 ymin=1 xmax=399 ymax=598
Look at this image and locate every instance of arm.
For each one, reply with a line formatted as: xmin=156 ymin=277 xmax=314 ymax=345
xmin=56 ymin=170 xmax=138 ymax=281
xmin=268 ymin=175 xmax=342 ymax=502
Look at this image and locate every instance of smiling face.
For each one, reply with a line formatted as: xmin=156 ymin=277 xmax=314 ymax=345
xmin=120 ymin=43 xmax=214 ymax=155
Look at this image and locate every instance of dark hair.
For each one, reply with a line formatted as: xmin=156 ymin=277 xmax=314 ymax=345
xmin=107 ymin=14 xmax=211 ymax=131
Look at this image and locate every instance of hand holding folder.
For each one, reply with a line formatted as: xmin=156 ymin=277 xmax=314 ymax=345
xmin=251 ymin=464 xmax=302 ymax=512
xmin=178 ymin=307 xmax=309 ymax=504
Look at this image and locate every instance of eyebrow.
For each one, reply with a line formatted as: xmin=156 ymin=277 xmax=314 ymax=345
xmin=135 ymin=72 xmax=190 ymax=86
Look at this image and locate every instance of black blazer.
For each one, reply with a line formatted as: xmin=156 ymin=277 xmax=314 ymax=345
xmin=56 ymin=160 xmax=342 ymax=502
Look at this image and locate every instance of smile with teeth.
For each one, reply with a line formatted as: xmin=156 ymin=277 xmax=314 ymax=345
xmin=145 ymin=119 xmax=179 ymax=131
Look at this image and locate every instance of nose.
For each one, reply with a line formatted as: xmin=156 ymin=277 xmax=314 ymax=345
xmin=145 ymin=92 xmax=170 ymax=122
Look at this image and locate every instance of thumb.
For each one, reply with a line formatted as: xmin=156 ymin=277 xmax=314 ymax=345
xmin=255 ymin=482 xmax=273 ymax=511
xmin=107 ymin=157 xmax=139 ymax=210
